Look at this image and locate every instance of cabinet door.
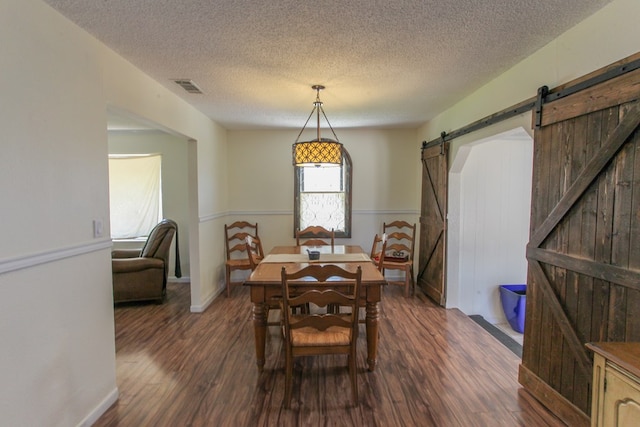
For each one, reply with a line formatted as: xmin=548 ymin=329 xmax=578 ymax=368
xmin=603 ymin=368 xmax=640 ymax=426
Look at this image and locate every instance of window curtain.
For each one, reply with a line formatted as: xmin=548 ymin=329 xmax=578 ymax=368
xmin=108 ymin=154 xmax=162 ymax=239
xmin=297 ymin=163 xmax=348 ymax=234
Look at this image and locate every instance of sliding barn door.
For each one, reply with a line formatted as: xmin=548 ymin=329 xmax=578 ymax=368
xmin=520 ymin=63 xmax=640 ymax=425
xmin=417 ymin=143 xmax=448 ymax=305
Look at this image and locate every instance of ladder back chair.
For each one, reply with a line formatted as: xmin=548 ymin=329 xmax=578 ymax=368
xmin=296 ymin=225 xmax=335 ymax=247
xmin=381 ymin=221 xmax=416 ymax=297
xmin=224 ymin=221 xmax=262 ymax=297
xmin=280 ymin=264 xmax=362 ymax=408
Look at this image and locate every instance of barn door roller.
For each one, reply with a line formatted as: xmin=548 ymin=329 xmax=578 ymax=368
xmin=534 ymin=85 xmax=549 ymax=129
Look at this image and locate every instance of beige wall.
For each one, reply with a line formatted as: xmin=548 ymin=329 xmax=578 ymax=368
xmin=227 ymin=128 xmax=421 ymax=256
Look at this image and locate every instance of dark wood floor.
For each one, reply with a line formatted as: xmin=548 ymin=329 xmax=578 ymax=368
xmin=96 ymin=282 xmax=565 ymax=426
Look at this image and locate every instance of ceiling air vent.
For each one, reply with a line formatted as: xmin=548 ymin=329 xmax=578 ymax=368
xmin=172 ymin=79 xmax=203 ymax=94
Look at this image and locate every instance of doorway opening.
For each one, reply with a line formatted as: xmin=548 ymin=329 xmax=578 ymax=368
xmin=107 ymin=109 xmax=197 ymax=304
xmin=446 ymin=127 xmax=533 ymax=346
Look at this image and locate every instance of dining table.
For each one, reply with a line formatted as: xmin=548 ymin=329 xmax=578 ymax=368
xmin=244 ymin=244 xmax=386 ymax=372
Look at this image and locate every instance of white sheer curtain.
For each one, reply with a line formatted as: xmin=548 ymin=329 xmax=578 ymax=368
xmin=298 ymin=165 xmax=346 ymax=233
xmin=108 ymin=154 xmax=162 ymax=239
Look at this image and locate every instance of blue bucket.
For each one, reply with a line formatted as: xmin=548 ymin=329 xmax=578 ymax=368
xmin=499 ymin=284 xmax=526 ymax=333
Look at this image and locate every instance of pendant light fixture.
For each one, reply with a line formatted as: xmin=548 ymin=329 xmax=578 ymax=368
xmin=292 ymin=85 xmax=343 ymax=167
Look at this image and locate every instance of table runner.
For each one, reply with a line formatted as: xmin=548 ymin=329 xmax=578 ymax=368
xmin=261 ymin=253 xmax=371 ymax=263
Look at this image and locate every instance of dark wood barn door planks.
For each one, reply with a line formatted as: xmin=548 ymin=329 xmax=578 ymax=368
xmin=521 ymin=60 xmax=640 ymax=426
xmin=418 ymin=142 xmax=448 ymax=305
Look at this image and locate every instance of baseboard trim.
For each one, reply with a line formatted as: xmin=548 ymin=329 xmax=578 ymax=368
xmin=518 ymin=364 xmax=589 ymax=426
xmin=77 ymin=387 xmax=118 ymax=427
xmin=190 ymin=285 xmax=222 ymax=313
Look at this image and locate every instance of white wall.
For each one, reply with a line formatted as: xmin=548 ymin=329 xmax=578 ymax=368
xmin=447 ymin=128 xmax=533 ymax=323
xmin=0 ymin=0 xmax=226 ymax=424
xmin=108 ymin=131 xmax=191 ymax=279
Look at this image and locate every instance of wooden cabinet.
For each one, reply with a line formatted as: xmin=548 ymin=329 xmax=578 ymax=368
xmin=586 ymin=343 xmax=640 ymax=427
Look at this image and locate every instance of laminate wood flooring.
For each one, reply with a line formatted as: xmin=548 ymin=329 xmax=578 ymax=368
xmin=95 ymin=283 xmax=566 ymax=426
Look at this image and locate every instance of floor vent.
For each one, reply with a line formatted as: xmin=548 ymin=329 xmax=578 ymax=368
xmin=172 ymin=79 xmax=203 ymax=94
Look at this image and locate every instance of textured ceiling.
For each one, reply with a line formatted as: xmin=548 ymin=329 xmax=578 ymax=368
xmin=43 ymin=0 xmax=613 ymax=130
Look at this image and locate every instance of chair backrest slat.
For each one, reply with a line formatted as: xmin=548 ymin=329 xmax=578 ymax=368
xmin=296 ymin=225 xmax=335 ymax=247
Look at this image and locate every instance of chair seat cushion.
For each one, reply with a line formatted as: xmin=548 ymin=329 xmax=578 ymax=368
xmin=289 ymin=315 xmax=351 ymax=346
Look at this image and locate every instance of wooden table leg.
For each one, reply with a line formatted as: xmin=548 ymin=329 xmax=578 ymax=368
xmin=252 ymin=302 xmax=267 ymax=372
xmin=365 ymin=300 xmax=379 ymax=371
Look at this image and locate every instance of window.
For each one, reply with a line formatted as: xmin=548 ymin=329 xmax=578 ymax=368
xmin=294 ymin=150 xmax=352 ymax=238
xmin=108 ymin=154 xmax=162 ymax=239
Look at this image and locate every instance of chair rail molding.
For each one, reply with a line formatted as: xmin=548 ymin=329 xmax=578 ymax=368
xmin=0 ymin=238 xmax=113 ymax=274
xmin=220 ymin=209 xmax=419 ymax=217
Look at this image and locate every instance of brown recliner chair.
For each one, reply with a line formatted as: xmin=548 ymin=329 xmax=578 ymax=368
xmin=112 ymin=219 xmax=181 ymax=304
